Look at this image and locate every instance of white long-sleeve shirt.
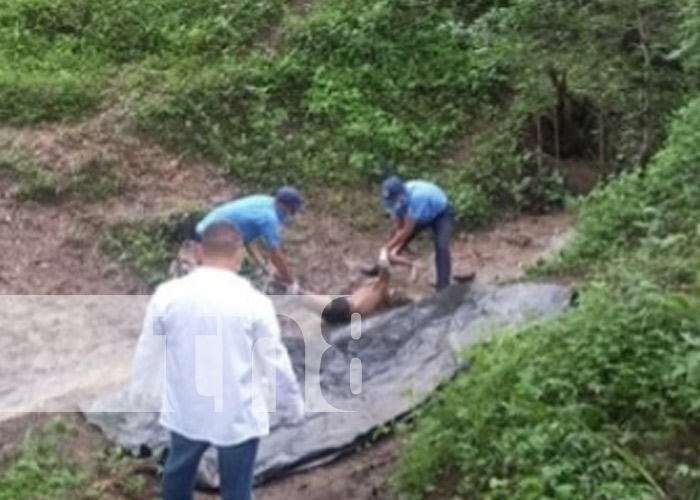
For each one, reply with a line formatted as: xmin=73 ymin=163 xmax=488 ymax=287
xmin=130 ymin=266 xmax=303 ymax=447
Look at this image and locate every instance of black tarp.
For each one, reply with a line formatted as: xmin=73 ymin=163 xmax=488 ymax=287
xmin=83 ymin=283 xmax=571 ymax=488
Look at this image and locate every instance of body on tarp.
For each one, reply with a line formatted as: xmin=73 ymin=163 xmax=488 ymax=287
xmin=83 ymin=282 xmax=572 ymax=489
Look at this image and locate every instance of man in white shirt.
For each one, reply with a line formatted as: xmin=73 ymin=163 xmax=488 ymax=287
xmin=130 ymin=221 xmax=304 ymax=500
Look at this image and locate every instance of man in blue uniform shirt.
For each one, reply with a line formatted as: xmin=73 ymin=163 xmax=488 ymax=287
xmin=196 ymin=186 xmax=304 ymax=291
xmin=379 ymin=176 xmax=453 ymax=291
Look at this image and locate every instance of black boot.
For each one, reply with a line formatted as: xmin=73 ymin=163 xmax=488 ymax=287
xmin=454 ymin=272 xmax=476 ymax=284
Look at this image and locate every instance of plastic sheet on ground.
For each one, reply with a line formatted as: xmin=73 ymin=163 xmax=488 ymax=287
xmin=83 ymin=283 xmax=571 ymax=488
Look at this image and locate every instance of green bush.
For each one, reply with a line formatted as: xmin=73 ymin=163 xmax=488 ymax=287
xmin=0 ymin=150 xmax=125 ymax=202
xmin=1 ymin=0 xmax=698 ymax=223
xmin=133 ymin=0 xmax=501 ymax=189
xmin=397 ymin=96 xmax=700 ymax=499
xmin=398 ymin=286 xmax=700 ymax=500
xmin=0 ymin=419 xmax=87 ymax=500
xmin=0 ymin=68 xmax=101 ymax=124
xmin=0 ymin=0 xmax=284 ymax=62
xmin=0 ymin=0 xmax=284 ymax=125
xmin=131 ymin=0 xmax=690 ymax=220
xmin=102 ymin=209 xmax=204 ymax=287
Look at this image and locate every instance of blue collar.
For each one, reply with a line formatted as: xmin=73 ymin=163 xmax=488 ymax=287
xmin=275 ymin=202 xmax=287 ymax=224
xmin=394 ymin=190 xmax=410 ymax=218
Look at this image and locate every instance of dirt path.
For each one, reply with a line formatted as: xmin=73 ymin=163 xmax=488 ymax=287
xmin=286 ymin=210 xmax=573 ymax=297
xmin=254 ymin=439 xmax=398 ymax=500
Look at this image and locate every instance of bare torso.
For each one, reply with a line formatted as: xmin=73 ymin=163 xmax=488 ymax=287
xmin=347 ymin=269 xmax=391 ymax=317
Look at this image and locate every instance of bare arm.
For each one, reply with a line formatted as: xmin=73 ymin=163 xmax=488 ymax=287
xmin=245 ymin=243 xmax=267 ymax=271
xmin=269 ymin=248 xmax=293 ymax=285
xmin=384 ymin=218 xmax=417 ymax=254
xmin=371 ymin=266 xmax=391 ymax=290
xmin=387 ymin=251 xmax=414 ymax=268
xmin=388 ymin=218 xmax=405 ymax=238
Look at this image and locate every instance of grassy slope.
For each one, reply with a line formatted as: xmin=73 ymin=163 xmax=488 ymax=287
xmin=395 ymin=97 xmax=700 ymax=500
xmin=1 ymin=0 xmax=696 ymax=225
xmin=0 ymin=417 xmax=159 ymax=500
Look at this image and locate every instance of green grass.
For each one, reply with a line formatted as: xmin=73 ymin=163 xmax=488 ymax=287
xmin=0 ymin=68 xmax=103 ymax=125
xmin=395 ymin=97 xmax=700 ymax=500
xmin=398 ymin=287 xmax=700 ymax=500
xmin=102 ymin=209 xmax=204 ymax=287
xmin=0 ymin=418 xmax=87 ymax=500
xmin=0 ymin=150 xmax=125 ymax=202
xmin=0 ymin=417 xmax=159 ymax=500
xmin=0 ymin=150 xmax=61 ymax=201
xmin=3 ymin=0 xmax=697 ymax=223
xmin=0 ymin=0 xmax=285 ymax=124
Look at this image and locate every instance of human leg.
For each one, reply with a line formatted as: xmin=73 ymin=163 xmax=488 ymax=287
xmin=431 ymin=210 xmax=454 ymax=291
xmin=162 ymin=432 xmax=210 ymax=500
xmin=218 ymin=438 xmax=260 ymax=500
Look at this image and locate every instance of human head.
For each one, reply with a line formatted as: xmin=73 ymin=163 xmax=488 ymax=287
xmin=381 ymin=176 xmax=406 ymax=214
xmin=275 ymin=186 xmax=305 ymax=218
xmin=321 ymin=297 xmax=353 ymax=325
xmin=197 ymin=221 xmax=245 ymax=271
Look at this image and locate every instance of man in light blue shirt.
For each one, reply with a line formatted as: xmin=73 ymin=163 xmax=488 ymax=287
xmin=379 ymin=176 xmax=453 ymax=291
xmin=195 ymin=186 xmax=304 ymax=290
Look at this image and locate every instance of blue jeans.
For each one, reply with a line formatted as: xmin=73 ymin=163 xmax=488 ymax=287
xmin=162 ymin=432 xmax=259 ymax=500
xmin=402 ymin=208 xmax=454 ymax=291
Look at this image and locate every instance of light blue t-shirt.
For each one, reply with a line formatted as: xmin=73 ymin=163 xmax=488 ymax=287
xmin=392 ymin=180 xmax=449 ymax=223
xmin=196 ymin=195 xmax=285 ymax=248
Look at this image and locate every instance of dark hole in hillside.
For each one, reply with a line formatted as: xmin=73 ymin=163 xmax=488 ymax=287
xmin=521 ymin=69 xmax=603 ymax=196
xmin=524 ymin=68 xmax=601 ymax=162
xmin=526 ymin=94 xmax=599 ymax=161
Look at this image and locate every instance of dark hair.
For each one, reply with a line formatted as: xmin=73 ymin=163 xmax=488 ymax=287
xmin=201 ymin=221 xmax=242 ymax=257
xmin=321 ymin=297 xmax=353 ymax=325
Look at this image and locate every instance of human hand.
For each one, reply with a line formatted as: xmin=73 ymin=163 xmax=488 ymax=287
xmin=262 ymin=262 xmax=276 ymax=277
xmin=378 ymin=248 xmax=390 ymax=268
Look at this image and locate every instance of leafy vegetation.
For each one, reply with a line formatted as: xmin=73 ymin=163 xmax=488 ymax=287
xmin=133 ymin=0 xmax=691 ymax=221
xmin=0 ymin=150 xmax=125 ymax=202
xmin=0 ymin=419 xmax=87 ymax=500
xmin=399 ymin=289 xmax=700 ymax=500
xmin=0 ymin=0 xmax=285 ymax=124
xmin=396 ymin=97 xmax=700 ymax=499
xmin=543 ymin=97 xmax=700 ymax=275
xmin=1 ymin=1 xmax=700 ymax=498
xmin=3 ymin=0 xmax=697 ymax=224
xmin=0 ymin=417 xmax=158 ymax=500
xmin=102 ymin=209 xmax=204 ymax=286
